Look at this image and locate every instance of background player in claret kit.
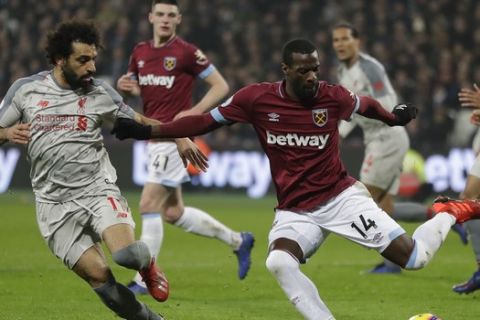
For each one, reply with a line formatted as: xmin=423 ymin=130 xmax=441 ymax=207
xmin=0 ymin=21 xmax=209 ymax=320
xmin=111 ymin=38 xmax=480 ymax=320
xmin=332 ymin=22 xmax=468 ymax=274
xmin=116 ymin=0 xmax=254 ymax=294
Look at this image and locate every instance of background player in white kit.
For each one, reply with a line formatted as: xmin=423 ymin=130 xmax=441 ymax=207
xmin=332 ymin=22 xmax=420 ymax=273
xmin=116 ymin=0 xmax=254 ymax=294
xmin=111 ymin=38 xmax=480 ymax=320
xmin=451 ymin=84 xmax=480 ymax=294
xmin=0 ymin=21 xmax=208 ymax=320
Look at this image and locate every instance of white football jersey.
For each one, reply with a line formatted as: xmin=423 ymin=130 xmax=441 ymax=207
xmin=0 ymin=71 xmax=136 ymax=202
xmin=337 ymin=52 xmax=406 ymax=144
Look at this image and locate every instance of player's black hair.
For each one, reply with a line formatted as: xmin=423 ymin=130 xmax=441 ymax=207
xmin=282 ymin=39 xmax=317 ymax=66
xmin=332 ymin=22 xmax=359 ymax=38
xmin=45 ymin=20 xmax=102 ymax=65
xmin=152 ymin=0 xmax=179 ymax=8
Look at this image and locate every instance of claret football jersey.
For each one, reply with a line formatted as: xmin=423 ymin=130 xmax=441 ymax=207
xmin=128 ymin=36 xmax=215 ymax=122
xmin=210 ymin=80 xmax=360 ymax=211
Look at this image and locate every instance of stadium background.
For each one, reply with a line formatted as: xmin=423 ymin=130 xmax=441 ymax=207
xmin=1 ymin=1 xmax=480 ymax=319
xmin=1 ymin=0 xmax=480 ymax=196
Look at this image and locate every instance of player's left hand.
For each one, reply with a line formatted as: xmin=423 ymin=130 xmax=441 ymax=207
xmin=175 ymin=138 xmax=209 ymax=172
xmin=173 ymin=109 xmax=202 ymax=121
xmin=391 ymin=103 xmax=417 ymax=126
xmin=111 ymin=118 xmax=152 ymax=140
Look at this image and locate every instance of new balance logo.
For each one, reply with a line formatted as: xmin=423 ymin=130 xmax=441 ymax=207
xmin=117 ymin=212 xmax=128 ymax=218
xmin=37 ymin=100 xmax=49 ymax=108
xmin=138 ymin=74 xmax=175 ymax=88
xmin=268 ymin=113 xmax=280 ymax=122
xmin=266 ymin=131 xmax=330 ymax=149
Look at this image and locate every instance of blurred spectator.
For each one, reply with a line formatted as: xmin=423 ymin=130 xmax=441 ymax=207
xmin=2 ymin=0 xmax=479 ymax=151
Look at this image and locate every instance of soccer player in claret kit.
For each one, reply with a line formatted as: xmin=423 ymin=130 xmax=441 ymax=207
xmin=117 ymin=0 xmax=254 ymax=294
xmin=0 ymin=21 xmax=209 ymax=320
xmin=112 ymin=39 xmax=480 ymax=319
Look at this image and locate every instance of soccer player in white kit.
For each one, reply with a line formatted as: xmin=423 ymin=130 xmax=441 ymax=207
xmin=332 ymin=22 xmax=412 ymax=273
xmin=451 ymin=84 xmax=480 ymax=294
xmin=0 ymin=21 xmax=207 ymax=319
xmin=111 ymin=38 xmax=480 ymax=319
xmin=116 ymin=0 xmax=254 ymax=294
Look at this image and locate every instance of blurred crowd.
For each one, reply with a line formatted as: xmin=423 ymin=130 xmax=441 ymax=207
xmin=2 ymin=0 xmax=480 ymax=152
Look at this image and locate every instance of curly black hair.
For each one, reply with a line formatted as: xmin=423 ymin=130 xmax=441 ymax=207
xmin=45 ymin=20 xmax=103 ymax=65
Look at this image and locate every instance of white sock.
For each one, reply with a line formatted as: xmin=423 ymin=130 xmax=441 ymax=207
xmin=174 ymin=207 xmax=243 ymax=250
xmin=406 ymin=212 xmax=455 ymax=269
xmin=133 ymin=213 xmax=163 ymax=286
xmin=266 ymin=250 xmax=335 ymax=320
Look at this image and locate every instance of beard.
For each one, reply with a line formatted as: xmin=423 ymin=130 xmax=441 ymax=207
xmin=62 ymin=65 xmax=93 ymax=90
xmin=292 ymin=80 xmax=319 ymax=102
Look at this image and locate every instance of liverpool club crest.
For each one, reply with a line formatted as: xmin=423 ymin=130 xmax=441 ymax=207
xmin=163 ymin=57 xmax=176 ymax=71
xmin=312 ymin=108 xmax=328 ymax=127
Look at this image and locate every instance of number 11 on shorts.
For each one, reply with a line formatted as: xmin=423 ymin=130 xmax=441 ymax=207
xmin=107 ymin=196 xmax=129 ymax=218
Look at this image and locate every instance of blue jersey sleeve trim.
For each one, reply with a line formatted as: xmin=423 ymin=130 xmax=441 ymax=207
xmin=210 ymin=107 xmax=232 ymax=124
xmin=198 ymin=64 xmax=215 ymax=79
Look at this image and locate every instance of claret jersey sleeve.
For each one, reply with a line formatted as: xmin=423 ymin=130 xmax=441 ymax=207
xmin=331 ymin=84 xmax=360 ymax=121
xmin=209 ymin=85 xmax=257 ymax=125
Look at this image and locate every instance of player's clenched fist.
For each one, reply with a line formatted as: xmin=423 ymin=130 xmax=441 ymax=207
xmin=391 ymin=103 xmax=417 ymax=126
xmin=111 ymin=118 xmax=152 ymax=140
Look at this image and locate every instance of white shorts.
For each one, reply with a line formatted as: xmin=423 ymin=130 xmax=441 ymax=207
xmin=268 ymin=182 xmax=405 ymax=262
xmin=146 ymin=141 xmax=190 ymax=187
xmin=36 ymin=194 xmax=135 ymax=269
xmin=360 ymin=127 xmax=409 ymax=195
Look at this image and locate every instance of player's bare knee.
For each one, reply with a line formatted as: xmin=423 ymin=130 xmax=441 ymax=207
xmin=382 ymin=235 xmax=414 ymax=268
xmin=162 ymin=206 xmax=183 ymax=224
xmin=85 ymin=265 xmax=113 ymax=288
xmin=112 ymin=241 xmax=151 ymax=270
xmin=139 ymin=197 xmax=160 ymax=213
xmin=266 ymin=250 xmax=299 ymax=275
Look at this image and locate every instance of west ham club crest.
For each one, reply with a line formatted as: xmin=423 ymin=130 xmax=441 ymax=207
xmin=312 ymin=108 xmax=328 ymax=127
xmin=163 ymin=57 xmax=176 ymax=71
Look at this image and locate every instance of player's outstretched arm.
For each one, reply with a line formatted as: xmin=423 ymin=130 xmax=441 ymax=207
xmin=0 ymin=123 xmax=31 ymax=145
xmin=112 ymin=113 xmax=222 ymax=141
xmin=357 ymin=96 xmax=417 ymax=126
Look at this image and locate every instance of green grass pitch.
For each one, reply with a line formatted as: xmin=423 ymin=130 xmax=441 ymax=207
xmin=1 ymin=190 xmax=479 ymax=319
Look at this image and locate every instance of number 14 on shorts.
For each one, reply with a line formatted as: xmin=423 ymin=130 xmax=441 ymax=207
xmin=107 ymin=196 xmax=129 ymax=218
xmin=351 ymin=214 xmax=377 ymax=239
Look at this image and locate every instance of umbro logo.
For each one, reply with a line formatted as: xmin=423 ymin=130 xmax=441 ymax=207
xmin=268 ymin=113 xmax=280 ymax=122
xmin=138 ymin=60 xmax=145 ymax=68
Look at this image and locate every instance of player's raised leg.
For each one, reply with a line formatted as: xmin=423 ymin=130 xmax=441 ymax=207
xmin=384 ymin=197 xmax=480 ymax=270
